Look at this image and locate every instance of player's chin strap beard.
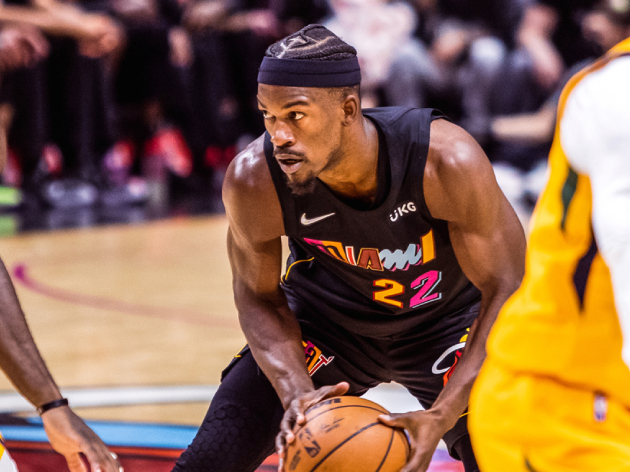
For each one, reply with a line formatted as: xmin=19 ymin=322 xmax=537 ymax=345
xmin=284 ymin=172 xmax=317 ymax=196
xmin=257 ymin=56 xmax=361 ymax=88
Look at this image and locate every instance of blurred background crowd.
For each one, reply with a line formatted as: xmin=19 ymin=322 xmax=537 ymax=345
xmin=0 ymin=0 xmax=628 ymax=229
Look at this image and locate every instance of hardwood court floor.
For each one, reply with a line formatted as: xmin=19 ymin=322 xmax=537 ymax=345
xmin=0 ymin=215 xmax=244 ymax=425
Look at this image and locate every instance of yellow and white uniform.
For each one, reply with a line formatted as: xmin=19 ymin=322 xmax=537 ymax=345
xmin=470 ymin=38 xmax=630 ymax=472
xmin=0 ymin=437 xmax=17 ymax=472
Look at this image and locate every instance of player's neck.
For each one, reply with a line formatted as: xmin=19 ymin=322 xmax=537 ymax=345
xmin=318 ymin=116 xmax=380 ymax=204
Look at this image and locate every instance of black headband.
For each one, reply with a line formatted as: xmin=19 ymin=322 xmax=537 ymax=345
xmin=257 ymin=56 xmax=361 ymax=87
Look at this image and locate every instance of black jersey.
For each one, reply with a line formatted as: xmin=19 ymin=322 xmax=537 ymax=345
xmin=264 ymin=107 xmax=481 ymax=337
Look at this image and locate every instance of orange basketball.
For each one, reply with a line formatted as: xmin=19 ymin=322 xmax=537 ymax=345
xmin=284 ymin=396 xmax=410 ymax=472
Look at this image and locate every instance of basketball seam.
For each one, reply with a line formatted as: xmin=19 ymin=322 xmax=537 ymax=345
xmin=374 ymin=428 xmax=395 ymax=472
xmin=308 ymin=421 xmax=380 ymax=472
xmin=304 ymin=405 xmax=387 ymax=425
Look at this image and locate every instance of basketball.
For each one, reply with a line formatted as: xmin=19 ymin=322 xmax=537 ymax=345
xmin=283 ymin=396 xmax=410 ymax=472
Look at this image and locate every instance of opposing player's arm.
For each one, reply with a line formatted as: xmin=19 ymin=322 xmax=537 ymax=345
xmin=0 ymin=258 xmax=63 ymax=409
xmin=560 ymin=59 xmax=630 ymax=368
xmin=424 ymin=119 xmax=526 ymax=425
xmin=0 ymin=258 xmax=120 ymax=472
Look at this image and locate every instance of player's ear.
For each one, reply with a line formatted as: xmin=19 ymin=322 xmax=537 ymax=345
xmin=341 ymin=93 xmax=360 ymax=126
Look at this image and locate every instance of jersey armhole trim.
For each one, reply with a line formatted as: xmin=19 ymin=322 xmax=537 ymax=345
xmin=282 ymin=257 xmax=315 ymax=284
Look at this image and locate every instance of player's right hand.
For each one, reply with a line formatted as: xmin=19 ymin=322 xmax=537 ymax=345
xmin=42 ymin=405 xmax=122 ymax=472
xmin=276 ymin=382 xmax=349 ymax=471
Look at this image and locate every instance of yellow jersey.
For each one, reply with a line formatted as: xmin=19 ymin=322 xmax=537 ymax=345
xmin=487 ymin=38 xmax=630 ymax=408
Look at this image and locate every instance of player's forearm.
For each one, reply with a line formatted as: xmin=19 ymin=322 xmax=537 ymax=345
xmin=591 ymin=172 xmax=630 ymax=369
xmin=429 ymin=287 xmax=516 ymax=429
xmin=0 ymin=259 xmax=62 ymax=407
xmin=235 ymin=285 xmax=314 ymax=409
xmin=613 ymin=252 xmax=630 ymax=368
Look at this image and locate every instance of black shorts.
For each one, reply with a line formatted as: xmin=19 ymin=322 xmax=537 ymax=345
xmin=173 ymin=300 xmax=480 ymax=472
xmin=221 ymin=299 xmax=480 ymax=452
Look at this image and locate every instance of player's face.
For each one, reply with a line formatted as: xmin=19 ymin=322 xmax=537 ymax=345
xmin=257 ymin=84 xmax=345 ymax=195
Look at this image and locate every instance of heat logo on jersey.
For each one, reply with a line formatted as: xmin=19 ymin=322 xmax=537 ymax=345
xmin=304 ymin=229 xmax=435 ymax=272
xmin=303 ymin=341 xmax=334 ymax=376
xmin=432 ymin=328 xmax=469 ymax=386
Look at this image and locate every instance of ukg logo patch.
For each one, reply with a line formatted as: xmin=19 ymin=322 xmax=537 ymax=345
xmin=390 ymin=202 xmax=417 ymax=222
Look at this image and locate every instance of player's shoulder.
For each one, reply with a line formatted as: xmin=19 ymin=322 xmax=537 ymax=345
xmin=223 ymin=134 xmax=275 ymax=205
xmin=223 ymin=134 xmax=284 ymax=239
xmin=427 ymin=118 xmax=487 ymax=176
xmin=565 ymin=56 xmax=630 ymax=118
xmin=425 ymin=119 xmax=497 ymax=221
xmin=561 ymin=56 xmax=630 ymax=172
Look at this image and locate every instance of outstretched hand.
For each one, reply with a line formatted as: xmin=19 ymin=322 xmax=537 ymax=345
xmin=379 ymin=410 xmax=446 ymax=472
xmin=42 ymin=406 xmax=122 ymax=472
xmin=276 ymin=382 xmax=349 ymax=471
xmin=77 ymin=14 xmax=124 ymax=58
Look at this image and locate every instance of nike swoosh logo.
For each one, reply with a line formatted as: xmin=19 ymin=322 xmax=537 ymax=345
xmin=301 ymin=212 xmax=336 ymax=226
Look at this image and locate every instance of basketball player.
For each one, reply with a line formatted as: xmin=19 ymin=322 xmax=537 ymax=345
xmin=0 ymin=61 xmax=121 ymax=471
xmin=173 ymin=25 xmax=526 ymax=472
xmin=469 ymin=6 xmax=630 ymax=472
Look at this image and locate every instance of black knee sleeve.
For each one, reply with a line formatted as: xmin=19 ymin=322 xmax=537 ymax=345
xmin=173 ymin=351 xmax=284 ymax=472
xmin=173 ymin=402 xmax=280 ymax=472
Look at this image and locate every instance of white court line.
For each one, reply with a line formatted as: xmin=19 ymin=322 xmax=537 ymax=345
xmin=0 ymin=383 xmax=447 ymax=450
xmin=0 ymin=383 xmax=422 ymax=414
xmin=0 ymin=385 xmax=219 ymax=413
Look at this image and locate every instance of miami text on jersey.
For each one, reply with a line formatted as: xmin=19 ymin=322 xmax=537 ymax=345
xmin=304 ymin=229 xmax=435 ymax=272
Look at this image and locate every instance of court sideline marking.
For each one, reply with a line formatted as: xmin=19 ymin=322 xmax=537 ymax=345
xmin=12 ymin=263 xmax=238 ymax=329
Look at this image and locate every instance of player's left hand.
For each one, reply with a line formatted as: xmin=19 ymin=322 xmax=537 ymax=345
xmin=276 ymin=381 xmax=349 ymax=471
xmin=379 ymin=410 xmax=446 ymax=472
xmin=42 ymin=405 xmax=123 ymax=472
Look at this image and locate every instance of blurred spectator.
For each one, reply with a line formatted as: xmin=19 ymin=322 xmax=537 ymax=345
xmin=180 ymin=0 xmax=273 ymax=185
xmin=431 ymin=0 xmax=525 ymax=140
xmin=490 ymin=0 xmax=630 ymax=215
xmin=0 ymin=0 xmax=127 ymax=208
xmin=272 ymin=0 xmax=330 ymax=35
xmin=0 ymin=0 xmax=617 ymax=218
xmin=522 ymin=0 xmax=600 ymax=73
xmin=0 ymin=25 xmax=49 ymax=207
xmin=182 ymin=0 xmax=326 ymax=185
xmin=484 ymin=0 xmax=601 ymax=143
xmin=325 ymin=0 xmax=418 ymax=107
xmin=382 ymin=0 xmax=446 ymax=109
xmin=109 ymin=0 xmax=196 ymax=204
xmin=376 ymin=0 xmax=527 ymax=142
xmin=489 ymin=0 xmax=600 ymax=121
